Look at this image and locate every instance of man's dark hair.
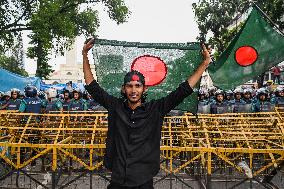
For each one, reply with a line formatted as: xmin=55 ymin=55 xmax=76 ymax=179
xmin=121 ymin=70 xmax=147 ymax=102
xmin=63 ymin=90 xmax=72 ymax=99
xmin=124 ymin=70 xmax=145 ymax=86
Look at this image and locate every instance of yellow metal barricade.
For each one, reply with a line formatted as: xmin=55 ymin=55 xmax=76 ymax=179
xmin=0 ymin=111 xmax=283 ymax=180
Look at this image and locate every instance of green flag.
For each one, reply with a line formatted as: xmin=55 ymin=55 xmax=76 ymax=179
xmin=92 ymin=39 xmax=202 ymax=113
xmin=208 ymin=7 xmax=284 ymax=90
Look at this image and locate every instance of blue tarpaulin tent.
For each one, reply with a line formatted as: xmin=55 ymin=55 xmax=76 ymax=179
xmin=0 ymin=68 xmax=41 ymax=92
xmin=40 ymin=83 xmax=85 ymax=92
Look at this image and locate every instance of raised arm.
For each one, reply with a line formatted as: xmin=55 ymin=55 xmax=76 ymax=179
xmin=187 ymin=44 xmax=211 ymax=88
xmin=82 ymin=38 xmax=95 ymax=85
xmin=82 ymin=38 xmax=118 ymax=110
xmin=157 ymin=44 xmax=212 ymax=115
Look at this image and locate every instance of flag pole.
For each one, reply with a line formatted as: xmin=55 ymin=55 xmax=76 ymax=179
xmin=251 ymin=1 xmax=284 ymax=36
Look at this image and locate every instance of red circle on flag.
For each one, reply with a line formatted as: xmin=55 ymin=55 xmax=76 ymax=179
xmin=235 ymin=46 xmax=258 ymax=67
xmin=131 ymin=55 xmax=167 ymax=86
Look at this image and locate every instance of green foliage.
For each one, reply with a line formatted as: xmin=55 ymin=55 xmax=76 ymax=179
xmin=0 ymin=54 xmax=28 ymax=77
xmin=0 ymin=32 xmax=27 ymax=77
xmin=0 ymin=0 xmax=129 ymax=79
xmin=102 ymin=0 xmax=130 ymax=24
xmin=192 ymin=0 xmax=284 ymax=57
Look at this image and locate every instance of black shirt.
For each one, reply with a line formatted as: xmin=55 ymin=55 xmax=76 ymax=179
xmin=85 ymin=80 xmax=193 ymax=187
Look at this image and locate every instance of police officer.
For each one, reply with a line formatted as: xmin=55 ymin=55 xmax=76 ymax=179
xmin=0 ymin=91 xmax=4 ymax=108
xmin=86 ymin=92 xmax=103 ymax=111
xmin=19 ymin=91 xmax=25 ymax=99
xmin=19 ymin=85 xmax=43 ymax=113
xmin=198 ymin=89 xmax=210 ymax=114
xmin=0 ymin=91 xmax=11 ymax=110
xmin=230 ymin=88 xmax=246 ymax=113
xmin=18 ymin=85 xmax=43 ymax=166
xmin=265 ymin=80 xmax=274 ymax=93
xmin=225 ymin=90 xmax=234 ymax=102
xmin=38 ymin=90 xmax=47 ymax=103
xmin=69 ymin=88 xmax=88 ymax=112
xmin=61 ymin=90 xmax=72 ymax=111
xmin=208 ymin=86 xmax=217 ymax=103
xmin=272 ymin=86 xmax=284 ymax=108
xmin=44 ymin=88 xmax=63 ymax=113
xmin=210 ymin=89 xmax=230 ymax=114
xmin=252 ymin=88 xmax=274 ymax=112
xmin=243 ymin=88 xmax=253 ymax=104
xmin=238 ymin=88 xmax=254 ymax=113
xmin=3 ymin=88 xmax=22 ymax=110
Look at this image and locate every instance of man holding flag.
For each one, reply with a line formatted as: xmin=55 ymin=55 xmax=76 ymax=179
xmin=83 ymin=38 xmax=210 ymax=189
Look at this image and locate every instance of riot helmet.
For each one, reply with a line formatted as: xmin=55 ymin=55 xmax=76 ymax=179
xmin=24 ymin=85 xmax=38 ymax=97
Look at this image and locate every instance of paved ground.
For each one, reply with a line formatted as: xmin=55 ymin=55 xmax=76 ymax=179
xmin=0 ymin=160 xmax=283 ymax=189
xmin=0 ymin=170 xmax=283 ymax=189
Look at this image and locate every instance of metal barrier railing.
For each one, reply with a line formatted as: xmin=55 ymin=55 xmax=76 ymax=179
xmin=0 ymin=109 xmax=283 ymax=188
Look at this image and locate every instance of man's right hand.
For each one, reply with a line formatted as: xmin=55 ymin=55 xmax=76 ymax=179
xmin=83 ymin=37 xmax=95 ymax=85
xmin=82 ymin=38 xmax=95 ymax=55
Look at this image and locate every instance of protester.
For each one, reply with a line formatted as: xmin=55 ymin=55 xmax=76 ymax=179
xmin=82 ymin=38 xmax=211 ymax=189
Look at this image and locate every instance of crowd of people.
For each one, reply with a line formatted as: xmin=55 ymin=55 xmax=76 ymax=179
xmin=1 ymin=81 xmax=284 ymax=114
xmin=198 ymin=81 xmax=284 ymax=114
xmin=0 ymin=86 xmax=106 ymax=113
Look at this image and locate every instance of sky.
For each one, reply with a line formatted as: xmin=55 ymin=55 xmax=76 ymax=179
xmin=23 ymin=0 xmax=200 ymax=75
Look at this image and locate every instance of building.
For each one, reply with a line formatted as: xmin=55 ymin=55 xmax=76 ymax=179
xmin=44 ymin=39 xmax=97 ymax=85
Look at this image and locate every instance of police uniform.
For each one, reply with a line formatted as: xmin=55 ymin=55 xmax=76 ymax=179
xmin=6 ymin=98 xmax=22 ymax=110
xmin=274 ymin=96 xmax=284 ymax=107
xmin=252 ymin=88 xmax=275 ymax=112
xmin=198 ymin=99 xmax=210 ymax=114
xmin=239 ymin=97 xmax=253 ymax=113
xmin=69 ymin=98 xmax=88 ymax=111
xmin=87 ymin=99 xmax=101 ymax=111
xmin=210 ymin=89 xmax=230 ymax=114
xmin=252 ymin=99 xmax=274 ymax=112
xmin=210 ymin=101 xmax=230 ymax=114
xmin=271 ymin=87 xmax=284 ymax=108
xmin=230 ymin=99 xmax=246 ymax=113
xmin=45 ymin=99 xmax=63 ymax=113
xmin=19 ymin=97 xmax=43 ymax=113
xmin=19 ymin=86 xmax=42 ymax=113
xmin=61 ymin=99 xmax=71 ymax=111
xmin=18 ymin=86 xmax=42 ymax=165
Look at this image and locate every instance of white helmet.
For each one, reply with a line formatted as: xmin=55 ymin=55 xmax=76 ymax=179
xmin=275 ymin=86 xmax=284 ymax=93
xmin=256 ymin=88 xmax=268 ymax=96
xmin=10 ymin=88 xmax=20 ymax=94
xmin=233 ymin=87 xmax=243 ymax=94
xmin=47 ymin=88 xmax=57 ymax=98
xmin=215 ymin=89 xmax=224 ymax=96
xmin=4 ymin=91 xmax=11 ymax=97
xmin=243 ymin=88 xmax=252 ymax=94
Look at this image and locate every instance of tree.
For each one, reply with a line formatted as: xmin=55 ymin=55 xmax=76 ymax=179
xmin=0 ymin=54 xmax=29 ymax=77
xmin=13 ymin=33 xmax=25 ymax=70
xmin=192 ymin=0 xmax=284 ymax=57
xmin=0 ymin=0 xmax=129 ymax=79
xmin=0 ymin=32 xmax=28 ymax=76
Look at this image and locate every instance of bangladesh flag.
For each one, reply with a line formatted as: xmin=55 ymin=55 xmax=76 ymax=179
xmin=92 ymin=39 xmax=202 ymax=113
xmin=208 ymin=7 xmax=284 ymax=90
